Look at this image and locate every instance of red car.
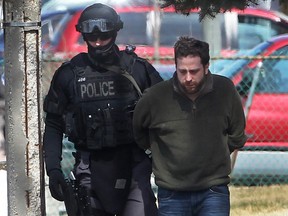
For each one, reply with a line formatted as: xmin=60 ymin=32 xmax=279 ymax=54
xmin=42 ymin=4 xmax=288 ymax=63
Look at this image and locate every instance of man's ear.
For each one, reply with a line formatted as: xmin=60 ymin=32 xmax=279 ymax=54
xmin=205 ymin=63 xmax=210 ymax=74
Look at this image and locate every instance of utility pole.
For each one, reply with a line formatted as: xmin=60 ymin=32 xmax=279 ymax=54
xmin=3 ymin=0 xmax=44 ymax=215
xmin=152 ymin=0 xmax=160 ymax=64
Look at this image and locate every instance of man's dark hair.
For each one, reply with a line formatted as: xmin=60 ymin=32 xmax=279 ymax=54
xmin=174 ymin=36 xmax=210 ymax=66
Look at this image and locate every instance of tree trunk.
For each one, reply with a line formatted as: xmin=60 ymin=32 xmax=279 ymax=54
xmin=280 ymin=1 xmax=288 ymax=15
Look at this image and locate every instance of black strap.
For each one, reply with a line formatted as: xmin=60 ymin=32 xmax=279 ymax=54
xmin=97 ymin=52 xmax=143 ymax=97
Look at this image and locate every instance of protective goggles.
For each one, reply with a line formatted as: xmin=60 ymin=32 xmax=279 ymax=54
xmin=76 ymin=19 xmax=120 ymax=33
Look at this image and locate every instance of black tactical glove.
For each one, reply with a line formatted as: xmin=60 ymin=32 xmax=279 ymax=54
xmin=48 ymin=169 xmax=67 ymax=201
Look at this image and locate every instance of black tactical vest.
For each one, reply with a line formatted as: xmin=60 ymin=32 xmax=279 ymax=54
xmin=65 ymin=54 xmax=140 ymax=150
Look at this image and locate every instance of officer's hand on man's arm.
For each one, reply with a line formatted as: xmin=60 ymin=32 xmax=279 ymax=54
xmin=48 ymin=169 xmax=68 ymax=201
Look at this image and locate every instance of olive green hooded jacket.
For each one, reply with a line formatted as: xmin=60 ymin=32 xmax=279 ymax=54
xmin=133 ymin=71 xmax=247 ymax=191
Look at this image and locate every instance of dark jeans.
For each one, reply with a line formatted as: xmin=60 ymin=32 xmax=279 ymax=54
xmin=157 ymin=185 xmax=230 ymax=216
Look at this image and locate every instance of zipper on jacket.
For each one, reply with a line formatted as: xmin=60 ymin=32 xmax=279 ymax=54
xmin=192 ymin=103 xmax=197 ymax=118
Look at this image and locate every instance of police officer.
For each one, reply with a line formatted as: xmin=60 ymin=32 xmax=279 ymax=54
xmin=43 ymin=3 xmax=162 ymax=216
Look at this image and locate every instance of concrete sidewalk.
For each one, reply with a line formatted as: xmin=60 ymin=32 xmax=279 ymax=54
xmin=0 ymin=169 xmax=7 ymax=216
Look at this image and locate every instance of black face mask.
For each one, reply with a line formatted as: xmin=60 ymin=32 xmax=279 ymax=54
xmin=84 ymin=32 xmax=117 ymax=63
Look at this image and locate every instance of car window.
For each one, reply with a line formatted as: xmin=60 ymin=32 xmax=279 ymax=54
xmin=117 ymin=11 xmax=204 ymax=46
xmin=259 ymin=46 xmax=288 ymax=93
xmin=238 ymin=23 xmax=273 ymax=50
xmin=160 ymin=12 xmax=203 ymax=46
xmin=42 ymin=13 xmax=68 ymax=47
xmin=238 ymin=15 xmax=288 ymax=50
xmin=117 ymin=12 xmax=148 ymax=45
xmin=215 ymin=42 xmax=270 ymax=78
xmin=236 ymin=45 xmax=288 ymax=95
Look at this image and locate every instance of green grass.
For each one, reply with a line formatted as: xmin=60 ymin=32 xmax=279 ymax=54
xmin=231 ymin=185 xmax=288 ymax=215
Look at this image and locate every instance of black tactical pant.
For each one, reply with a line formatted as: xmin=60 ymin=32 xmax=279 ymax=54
xmin=74 ymin=150 xmax=157 ymax=216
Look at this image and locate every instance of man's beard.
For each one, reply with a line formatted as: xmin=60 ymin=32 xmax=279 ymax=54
xmin=183 ymin=75 xmax=206 ymax=95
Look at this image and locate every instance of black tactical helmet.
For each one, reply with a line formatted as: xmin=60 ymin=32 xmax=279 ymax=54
xmin=76 ymin=3 xmax=123 ymax=34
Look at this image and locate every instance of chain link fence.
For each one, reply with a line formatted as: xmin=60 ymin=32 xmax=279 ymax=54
xmin=43 ymin=53 xmax=288 ymax=215
xmin=211 ymin=55 xmax=288 ymax=187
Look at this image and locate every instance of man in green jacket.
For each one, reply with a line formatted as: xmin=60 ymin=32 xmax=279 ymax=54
xmin=133 ymin=36 xmax=247 ymax=216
